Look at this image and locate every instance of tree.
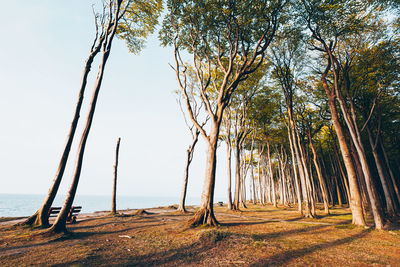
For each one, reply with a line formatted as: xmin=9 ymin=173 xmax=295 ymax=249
xmin=269 ymin=26 xmax=314 ymax=216
xmin=22 ymin=6 xmax=110 ymax=228
xmin=350 ymin=39 xmax=400 ymax=216
xmin=300 ymin=0 xmax=368 ymax=227
xmin=221 ymin=108 xmax=234 ymax=210
xmin=176 ymin=81 xmax=206 ymax=213
xmin=161 ymin=0 xmax=287 ymax=226
xmin=47 ymin=0 xmax=162 ymax=234
xmin=112 ymin=137 xmax=121 ymax=214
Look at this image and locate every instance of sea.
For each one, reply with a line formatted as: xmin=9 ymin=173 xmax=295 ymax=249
xmin=0 ymin=194 xmax=204 ymax=218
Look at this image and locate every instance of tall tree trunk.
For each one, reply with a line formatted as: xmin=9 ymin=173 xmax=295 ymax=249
xmin=287 ymin=123 xmax=302 ymax=214
xmin=295 ymin=125 xmax=315 ymax=217
xmin=111 ymin=137 xmax=121 ymax=214
xmin=335 ymin=93 xmax=385 ymax=229
xmin=189 ymin=123 xmax=219 ymax=226
xmin=251 ymin=165 xmax=257 ymax=204
xmin=325 ymin=48 xmax=384 ymax=228
xmin=47 ymin=3 xmax=121 ymax=233
xmin=380 ymin=140 xmax=400 ymax=207
xmin=309 ymin=139 xmax=329 ymax=214
xmin=325 ymin=96 xmax=365 ymax=225
xmin=321 ymin=58 xmax=366 ymax=225
xmin=366 ymin=126 xmax=396 ymax=216
xmin=266 ymin=141 xmax=276 ymax=207
xmin=334 ymin=145 xmax=351 ymax=205
xmin=226 ymin=139 xmax=233 ymax=210
xmin=23 ymin=31 xmax=105 ymax=227
xmin=178 ymin=130 xmax=199 ymax=212
xmin=233 ymin=141 xmax=241 ymax=210
xmin=232 ymin=122 xmax=245 ymax=210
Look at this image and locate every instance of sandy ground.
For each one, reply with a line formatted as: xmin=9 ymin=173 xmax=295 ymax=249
xmin=1 ymin=204 xmax=400 ymax=266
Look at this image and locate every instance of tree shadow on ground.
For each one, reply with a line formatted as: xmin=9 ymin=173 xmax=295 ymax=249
xmin=0 ymin=221 xmax=164 ymax=256
xmin=239 ymin=224 xmax=329 ymax=240
xmin=58 ymin=222 xmax=337 ymax=266
xmin=65 ymin=222 xmax=164 ymax=239
xmin=71 ymin=218 xmax=160 ymax=231
xmin=221 ymin=220 xmax=274 ymax=227
xmin=249 ymin=229 xmax=371 ymax=266
xmin=58 ymin=238 xmax=219 ymax=266
xmin=317 ymin=212 xmax=352 ymax=218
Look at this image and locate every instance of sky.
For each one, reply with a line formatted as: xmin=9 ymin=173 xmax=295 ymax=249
xmin=0 ymin=1 xmax=231 ymax=200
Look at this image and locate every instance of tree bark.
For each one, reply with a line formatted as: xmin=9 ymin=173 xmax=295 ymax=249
xmin=112 ymin=137 xmax=121 ymax=214
xmin=380 ymin=140 xmax=400 ymax=208
xmin=319 ymin=51 xmax=366 ymax=225
xmin=226 ymin=139 xmax=233 ymax=210
xmin=189 ymin=122 xmax=219 ymax=226
xmin=287 ymin=123 xmax=302 ymax=214
xmin=366 ymin=126 xmax=396 ymax=216
xmin=47 ymin=2 xmax=121 ymax=233
xmin=22 ymin=28 xmax=105 ymax=227
xmin=233 ymin=139 xmax=241 ymax=210
xmin=266 ymin=141 xmax=276 ymax=207
xmin=335 ymin=90 xmax=385 ymax=229
xmin=309 ymin=139 xmax=329 ymax=214
xmin=178 ymin=130 xmax=199 ymax=212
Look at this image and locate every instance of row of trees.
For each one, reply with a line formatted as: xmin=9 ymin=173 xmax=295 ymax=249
xmin=168 ymin=0 xmax=400 ymax=229
xmin=21 ymin=0 xmax=399 ymax=234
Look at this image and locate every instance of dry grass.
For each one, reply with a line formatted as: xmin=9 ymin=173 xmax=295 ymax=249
xmin=0 ymin=204 xmax=399 ymax=266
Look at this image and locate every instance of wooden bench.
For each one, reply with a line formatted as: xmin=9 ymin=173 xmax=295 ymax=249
xmin=48 ymin=206 xmax=82 ymax=224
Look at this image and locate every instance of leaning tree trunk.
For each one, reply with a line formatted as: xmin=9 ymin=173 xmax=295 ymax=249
xmin=335 ymin=91 xmax=385 ymax=229
xmin=291 ymin=121 xmax=312 ymax=217
xmin=266 ymin=141 xmax=277 ymax=207
xmin=47 ymin=7 xmax=120 ymax=233
xmin=380 ymin=140 xmax=400 ymax=207
xmin=287 ymin=123 xmax=302 ymax=214
xmin=233 ymin=138 xmax=242 ymax=210
xmin=327 ymin=96 xmax=366 ymax=226
xmin=320 ymin=54 xmax=366 ymax=225
xmin=178 ymin=130 xmax=199 ymax=213
xmin=258 ymin=158 xmax=265 ymax=205
xmin=366 ymin=126 xmax=397 ymax=216
xmin=310 ymin=139 xmax=329 ymax=214
xmin=226 ymin=137 xmax=233 ymax=210
xmin=334 ymin=146 xmax=351 ymax=205
xmin=23 ymin=34 xmax=104 ymax=228
xmin=297 ymin=131 xmax=316 ymax=217
xmin=251 ymin=165 xmax=257 ymax=204
xmin=189 ymin=122 xmax=220 ymax=226
xmin=112 ymin=137 xmax=121 ymax=214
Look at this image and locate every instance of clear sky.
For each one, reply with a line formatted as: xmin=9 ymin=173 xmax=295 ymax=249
xmin=0 ymin=1 xmax=230 ymax=200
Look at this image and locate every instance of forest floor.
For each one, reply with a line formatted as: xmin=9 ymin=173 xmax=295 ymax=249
xmin=1 ymin=203 xmax=400 ymax=266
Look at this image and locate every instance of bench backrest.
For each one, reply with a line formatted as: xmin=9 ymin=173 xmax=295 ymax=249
xmin=70 ymin=206 xmax=82 ymax=215
xmin=48 ymin=207 xmax=61 ymax=217
xmin=48 ymin=206 xmax=82 ymax=217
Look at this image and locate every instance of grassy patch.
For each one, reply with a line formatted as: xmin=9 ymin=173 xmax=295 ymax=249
xmin=198 ymin=230 xmax=231 ymax=244
xmin=334 ymin=224 xmax=357 ymax=229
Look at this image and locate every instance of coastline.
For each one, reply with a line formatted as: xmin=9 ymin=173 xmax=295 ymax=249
xmin=0 ymin=205 xmax=190 ymax=226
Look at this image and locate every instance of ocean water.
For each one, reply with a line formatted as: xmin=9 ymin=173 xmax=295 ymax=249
xmin=0 ymin=194 xmax=202 ymax=217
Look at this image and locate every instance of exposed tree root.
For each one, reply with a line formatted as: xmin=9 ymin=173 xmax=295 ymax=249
xmin=177 ymin=207 xmax=187 ymax=213
xmin=188 ymin=208 xmax=219 ymax=227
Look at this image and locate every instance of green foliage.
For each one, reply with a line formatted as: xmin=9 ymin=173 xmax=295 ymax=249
xmin=300 ymin=0 xmax=370 ymax=41
xmin=160 ymin=0 xmax=287 ymax=96
xmin=117 ymin=0 xmax=163 ymax=54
